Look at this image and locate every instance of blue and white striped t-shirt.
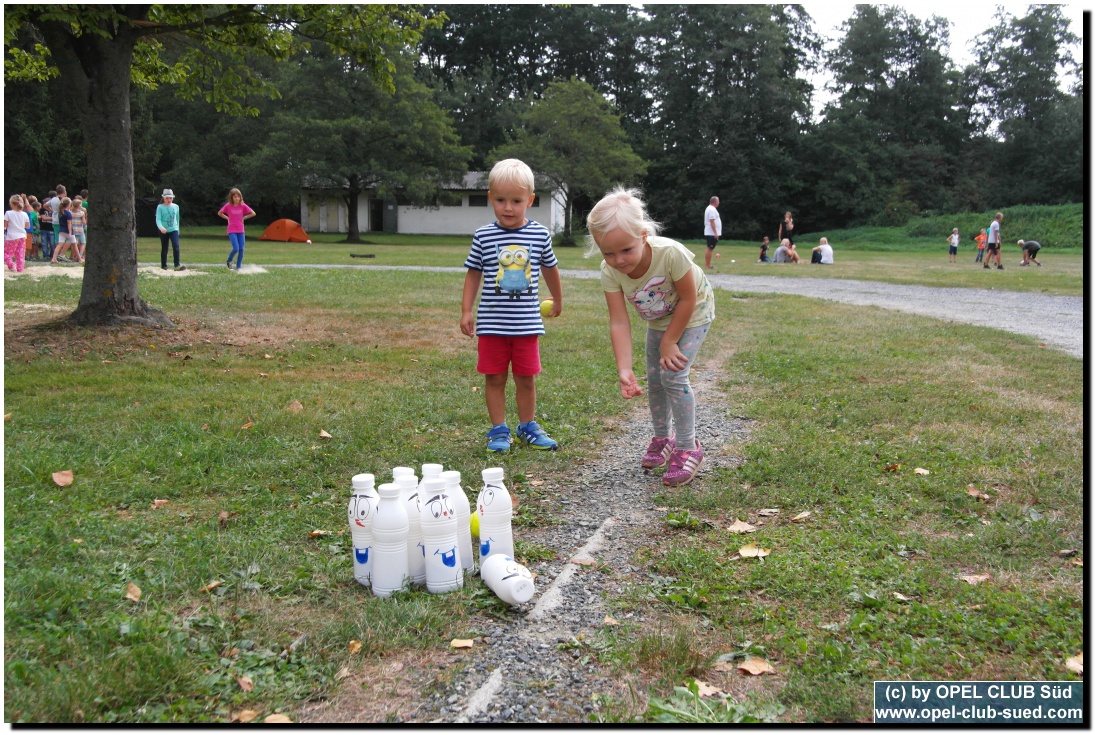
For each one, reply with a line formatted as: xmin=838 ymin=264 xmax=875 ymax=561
xmin=464 ymin=220 xmax=558 ymax=337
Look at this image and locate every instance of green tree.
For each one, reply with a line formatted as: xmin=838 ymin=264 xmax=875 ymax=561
xmin=3 ymin=4 xmax=439 ymax=326
xmin=490 ymin=78 xmax=646 ymax=245
xmin=238 ymin=48 xmax=470 ymax=242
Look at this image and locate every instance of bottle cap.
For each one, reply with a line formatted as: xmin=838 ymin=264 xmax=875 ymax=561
xmin=422 ymin=477 xmax=446 ymax=494
xmin=351 ymin=473 xmax=375 ymax=491
xmin=421 ymin=463 xmax=444 ymax=477
xmin=392 ymin=466 xmax=415 ymax=480
xmin=377 ymin=482 xmax=401 ymax=497
xmin=482 ymin=467 xmax=504 ymax=483
xmin=440 ymin=470 xmax=461 ymax=486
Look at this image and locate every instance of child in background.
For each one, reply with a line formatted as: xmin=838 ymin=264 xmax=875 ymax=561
xmin=38 ymin=194 xmax=54 ymax=261
xmin=27 ymin=197 xmax=40 ymax=260
xmin=50 ymin=197 xmax=76 ymax=264
xmin=5 ymin=194 xmax=30 ymax=272
xmin=758 ymin=235 xmax=772 ymax=262
xmin=947 ymin=227 xmax=959 ymax=263
xmin=156 ymin=188 xmax=185 ymax=271
xmin=974 ymin=228 xmax=987 ymax=263
xmin=586 ymin=187 xmax=716 ymax=487
xmin=71 ymin=195 xmax=87 ymax=263
xmin=218 ymin=187 xmax=256 ymax=270
xmin=460 ymin=158 xmax=563 ymax=453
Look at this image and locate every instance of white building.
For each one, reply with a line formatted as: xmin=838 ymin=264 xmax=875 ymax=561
xmin=300 ymin=172 xmax=566 ymax=236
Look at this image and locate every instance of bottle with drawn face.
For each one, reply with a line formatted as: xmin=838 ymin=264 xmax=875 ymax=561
xmin=397 ymin=473 xmax=427 ymax=585
xmin=479 ymin=553 xmax=535 ymax=605
xmin=477 ymin=467 xmax=514 ymax=563
xmin=440 ymin=470 xmax=473 ymax=574
xmin=370 ymin=482 xmax=409 ymax=598
xmin=419 ymin=477 xmax=463 ymax=593
xmin=347 ymin=473 xmax=379 ymax=587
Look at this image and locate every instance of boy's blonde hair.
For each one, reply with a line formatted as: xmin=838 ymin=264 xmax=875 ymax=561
xmin=584 ymin=186 xmax=662 ymax=257
xmin=488 ymin=159 xmax=535 ymax=196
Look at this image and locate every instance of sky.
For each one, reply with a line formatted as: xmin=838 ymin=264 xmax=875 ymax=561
xmin=798 ymin=2 xmax=1087 ymax=112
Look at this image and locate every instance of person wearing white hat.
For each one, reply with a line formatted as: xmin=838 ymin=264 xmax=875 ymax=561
xmin=155 ymin=189 xmax=185 ymax=271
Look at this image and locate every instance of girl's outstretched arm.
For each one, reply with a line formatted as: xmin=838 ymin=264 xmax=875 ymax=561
xmin=605 ymin=290 xmax=642 ymax=398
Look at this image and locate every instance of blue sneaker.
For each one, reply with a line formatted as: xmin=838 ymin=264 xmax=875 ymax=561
xmin=486 ymin=425 xmax=512 ymax=453
xmin=516 ymin=421 xmax=558 ymax=451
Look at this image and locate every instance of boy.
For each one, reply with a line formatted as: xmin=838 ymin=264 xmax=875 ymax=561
xmin=460 ymin=159 xmax=563 ymax=452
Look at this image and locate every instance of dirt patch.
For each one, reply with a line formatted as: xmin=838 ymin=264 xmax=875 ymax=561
xmin=3 ymin=264 xmax=209 ymax=281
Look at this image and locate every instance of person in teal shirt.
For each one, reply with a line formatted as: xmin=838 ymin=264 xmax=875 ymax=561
xmin=156 ymin=188 xmax=185 ymax=271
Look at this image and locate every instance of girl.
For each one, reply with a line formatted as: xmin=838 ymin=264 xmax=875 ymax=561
xmin=778 ymin=210 xmax=795 ymax=246
xmin=50 ymin=197 xmax=75 ymax=265
xmin=38 ymin=194 xmax=54 ymax=261
xmin=586 ymin=187 xmax=716 ymax=487
xmin=156 ymin=188 xmax=185 ymax=271
xmin=218 ymin=187 xmax=256 ymax=270
xmin=5 ymin=194 xmax=30 ymax=272
xmin=71 ymin=195 xmax=87 ymax=263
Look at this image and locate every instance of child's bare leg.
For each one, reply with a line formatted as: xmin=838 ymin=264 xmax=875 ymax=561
xmin=484 ymin=372 xmax=509 ymax=426
xmin=513 ymin=373 xmax=537 ymax=424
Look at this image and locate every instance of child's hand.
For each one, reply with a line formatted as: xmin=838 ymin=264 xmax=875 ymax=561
xmin=619 ymin=370 xmax=642 ymax=399
xmin=659 ymin=343 xmax=688 ymax=372
xmin=459 ymin=313 xmax=476 ymax=337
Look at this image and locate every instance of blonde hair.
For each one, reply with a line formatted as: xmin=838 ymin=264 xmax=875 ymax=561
xmin=584 ymin=186 xmax=661 ymax=257
xmin=61 ymin=197 xmax=72 ymax=210
xmin=488 ymin=159 xmax=535 ymax=196
xmin=228 ymin=187 xmax=243 ymax=203
xmin=9 ymin=195 xmax=22 ymax=210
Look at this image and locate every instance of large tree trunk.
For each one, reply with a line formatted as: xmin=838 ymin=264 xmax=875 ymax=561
xmin=343 ymin=177 xmax=364 ymax=243
xmin=40 ymin=8 xmax=172 ymax=327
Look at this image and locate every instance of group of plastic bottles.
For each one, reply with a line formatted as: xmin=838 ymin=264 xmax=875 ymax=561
xmin=348 ymin=465 xmax=535 ymax=605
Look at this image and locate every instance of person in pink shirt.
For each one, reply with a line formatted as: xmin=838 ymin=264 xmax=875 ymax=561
xmin=218 ymin=187 xmax=257 ymax=271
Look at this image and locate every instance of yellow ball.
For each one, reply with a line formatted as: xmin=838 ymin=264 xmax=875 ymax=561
xmin=469 ymin=511 xmax=479 ymax=538
xmin=540 ymin=299 xmax=554 ymax=317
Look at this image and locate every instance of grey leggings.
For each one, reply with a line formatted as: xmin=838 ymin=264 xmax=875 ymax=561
xmin=645 ymin=323 xmax=709 ymax=446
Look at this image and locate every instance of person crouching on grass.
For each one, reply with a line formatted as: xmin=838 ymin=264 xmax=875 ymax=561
xmin=586 ymin=186 xmax=716 ymax=487
xmin=460 ymin=158 xmax=563 ymax=453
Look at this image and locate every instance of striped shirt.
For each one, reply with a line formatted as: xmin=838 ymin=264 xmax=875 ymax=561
xmin=464 ymin=220 xmax=558 ymax=337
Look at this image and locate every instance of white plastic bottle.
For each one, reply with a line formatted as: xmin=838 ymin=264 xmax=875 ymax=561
xmin=419 ymin=477 xmax=463 ymax=593
xmin=419 ymin=463 xmax=444 ymax=490
xmin=392 ymin=466 xmax=415 ymax=482
xmin=370 ymin=482 xmax=409 ymax=598
xmin=397 ymin=473 xmax=427 ymax=585
xmin=348 ymin=473 xmax=379 ymax=587
xmin=440 ymin=470 xmax=473 ymax=574
xmin=477 ymin=467 xmax=514 ymax=562
xmin=480 ymin=554 xmax=535 ymax=605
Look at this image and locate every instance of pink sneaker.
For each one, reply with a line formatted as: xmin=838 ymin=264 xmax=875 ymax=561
xmin=641 ymin=435 xmax=675 ymax=469
xmin=662 ymin=440 xmax=704 ymax=486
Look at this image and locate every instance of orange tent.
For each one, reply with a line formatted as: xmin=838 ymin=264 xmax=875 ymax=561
xmin=259 ymin=219 xmax=311 ymax=243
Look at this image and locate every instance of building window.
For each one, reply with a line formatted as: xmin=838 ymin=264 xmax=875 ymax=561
xmin=530 ymin=195 xmax=540 ymax=207
xmin=469 ymin=194 xmax=488 ymax=207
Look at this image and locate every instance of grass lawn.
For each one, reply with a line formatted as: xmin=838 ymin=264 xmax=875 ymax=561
xmin=144 ymin=228 xmax=1084 ymax=297
xmin=4 ymin=249 xmax=1083 ymax=722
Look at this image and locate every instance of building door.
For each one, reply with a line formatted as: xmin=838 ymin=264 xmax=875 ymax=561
xmin=370 ymin=198 xmax=384 ymax=232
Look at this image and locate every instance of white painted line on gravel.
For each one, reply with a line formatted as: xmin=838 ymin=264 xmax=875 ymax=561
xmin=454 ymin=666 xmax=505 ymax=723
xmin=527 ymin=517 xmax=617 ymax=622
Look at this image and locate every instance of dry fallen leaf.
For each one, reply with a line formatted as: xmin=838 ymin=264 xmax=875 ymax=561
xmin=287 ymin=400 xmax=303 ymax=413
xmin=725 ymin=518 xmax=757 ymax=533
xmin=124 ymin=582 xmax=142 ymax=602
xmin=893 ymin=592 xmax=913 ymax=602
xmin=694 ymin=679 xmax=725 ymax=698
xmin=348 ymin=640 xmax=363 ymax=655
xmin=233 ymin=710 xmax=260 ymax=723
xmin=914 ymin=467 xmax=931 ymax=475
xmin=151 ymin=499 xmax=169 ymax=509
xmin=259 ymin=372 xmax=269 ymax=378
xmin=571 ymin=556 xmax=596 ymax=566
xmin=4 ymin=413 xmax=10 ymax=422
xmin=738 ymin=657 xmax=775 ymax=676
xmin=200 ymin=580 xmax=223 ymax=593
xmin=884 ymin=463 xmax=902 ymax=472
xmin=264 ymin=714 xmax=293 ymax=723
xmin=958 ymin=573 xmax=990 ymax=585
xmin=967 ymin=485 xmax=991 ymax=501
xmin=757 ymin=508 xmax=780 ymax=517
xmin=603 ymin=615 xmax=619 ymax=626
xmin=1065 ymin=653 xmax=1083 ymax=675
xmin=711 ymin=660 xmax=736 ymax=673
xmin=236 ymin=675 xmax=254 ymax=692
xmin=319 ymin=430 xmax=332 ymax=439
xmin=335 ymin=666 xmax=351 ymax=681
xmin=308 ymin=530 xmax=333 ymax=538
xmin=52 ymin=469 xmax=74 ymax=487
xmin=72 ymin=538 xmax=84 ymax=544
xmin=240 ymin=420 xmax=254 ymax=430
xmin=1057 ymin=549 xmax=1078 ymax=558
xmin=739 ymin=543 xmax=771 ymax=559
xmin=1072 ymin=558 xmax=1084 ymax=567
xmin=263 ymin=354 xmax=273 ymax=359
xmin=791 ymin=511 xmax=811 ymax=523
xmin=450 ymin=639 xmax=474 ymax=649
xmin=218 ymin=511 xmax=236 ymax=526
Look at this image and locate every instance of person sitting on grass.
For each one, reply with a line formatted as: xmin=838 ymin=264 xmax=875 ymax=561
xmin=758 ymin=236 xmax=772 ymax=263
xmin=1017 ymin=239 xmax=1042 ymax=267
xmin=810 ymin=237 xmax=834 ymax=265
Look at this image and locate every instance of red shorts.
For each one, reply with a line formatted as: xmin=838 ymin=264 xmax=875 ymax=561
xmin=477 ymin=335 xmax=541 ymax=376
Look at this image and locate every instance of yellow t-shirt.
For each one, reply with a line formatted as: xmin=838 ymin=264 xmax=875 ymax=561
xmin=600 ymin=236 xmax=716 ymax=330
